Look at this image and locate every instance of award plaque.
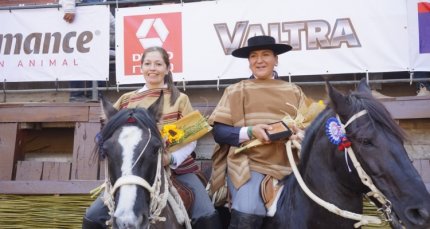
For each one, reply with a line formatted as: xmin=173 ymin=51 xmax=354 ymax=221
xmin=265 ymin=121 xmax=293 ymax=141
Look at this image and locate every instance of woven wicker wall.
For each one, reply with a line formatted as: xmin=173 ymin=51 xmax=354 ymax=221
xmin=0 ymin=194 xmax=93 ymax=228
xmin=0 ymin=194 xmax=391 ymax=228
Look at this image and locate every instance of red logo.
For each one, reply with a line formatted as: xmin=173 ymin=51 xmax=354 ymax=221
xmin=123 ymin=12 xmax=182 ymax=76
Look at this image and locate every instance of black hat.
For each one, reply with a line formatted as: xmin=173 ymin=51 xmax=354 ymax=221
xmin=232 ymin=35 xmax=292 ymax=58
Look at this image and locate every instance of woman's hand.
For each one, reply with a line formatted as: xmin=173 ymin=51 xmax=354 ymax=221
xmin=251 ymin=124 xmax=272 ymax=144
xmin=162 ymin=153 xmax=171 ymax=166
xmin=290 ymin=125 xmax=305 ymax=142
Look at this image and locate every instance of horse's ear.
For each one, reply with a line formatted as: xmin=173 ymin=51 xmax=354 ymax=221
xmin=100 ymin=94 xmax=118 ymax=121
xmin=357 ymin=78 xmax=371 ymax=94
xmin=326 ymin=80 xmax=349 ymax=116
xmin=147 ymin=90 xmax=164 ymax=123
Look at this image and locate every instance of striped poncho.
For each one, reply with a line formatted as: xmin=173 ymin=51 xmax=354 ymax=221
xmin=209 ymin=79 xmax=307 ymax=190
xmin=113 ymin=88 xmax=198 ymax=174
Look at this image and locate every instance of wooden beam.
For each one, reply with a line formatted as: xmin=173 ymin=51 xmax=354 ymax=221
xmin=381 ymin=96 xmax=430 ymax=119
xmin=89 ymin=106 xmax=102 ymax=123
xmin=0 ymin=106 xmax=89 ymax=122
xmin=0 ymin=180 xmax=103 ymax=194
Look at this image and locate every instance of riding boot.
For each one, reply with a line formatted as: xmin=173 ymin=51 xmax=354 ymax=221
xmin=82 ymin=216 xmax=106 ymax=229
xmin=192 ymin=212 xmax=222 ymax=229
xmin=228 ymin=209 xmax=264 ymax=229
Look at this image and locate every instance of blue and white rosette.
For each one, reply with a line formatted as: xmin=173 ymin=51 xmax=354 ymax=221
xmin=325 ymin=117 xmax=353 ymax=172
xmin=325 ymin=117 xmax=345 ymax=145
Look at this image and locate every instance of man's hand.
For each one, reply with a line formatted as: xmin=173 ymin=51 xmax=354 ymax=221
xmin=251 ymin=124 xmax=272 ymax=144
xmin=63 ymin=13 xmax=75 ymax=23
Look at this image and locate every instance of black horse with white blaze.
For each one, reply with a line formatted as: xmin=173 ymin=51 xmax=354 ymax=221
xmin=97 ymin=93 xmax=186 ymax=229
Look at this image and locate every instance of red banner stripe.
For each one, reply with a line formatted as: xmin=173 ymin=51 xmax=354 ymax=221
xmin=418 ymin=2 xmax=430 ymax=13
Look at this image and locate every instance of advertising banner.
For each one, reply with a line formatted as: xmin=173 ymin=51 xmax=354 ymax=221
xmin=0 ymin=5 xmax=110 ymax=82
xmin=2 ymin=0 xmax=427 ymax=84
xmin=408 ymin=0 xmax=430 ymax=71
xmin=116 ymin=0 xmax=411 ymax=84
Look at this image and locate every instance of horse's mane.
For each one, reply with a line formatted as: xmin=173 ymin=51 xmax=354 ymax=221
xmin=297 ymin=107 xmax=332 ymax=171
xmin=96 ymin=108 xmax=162 ymax=159
xmin=346 ymin=91 xmax=406 ymax=140
xmin=298 ymin=91 xmax=406 ymax=171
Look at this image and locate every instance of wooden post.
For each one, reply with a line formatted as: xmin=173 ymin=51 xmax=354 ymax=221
xmin=0 ymin=123 xmax=18 ymax=180
xmin=71 ymin=122 xmax=101 ymax=180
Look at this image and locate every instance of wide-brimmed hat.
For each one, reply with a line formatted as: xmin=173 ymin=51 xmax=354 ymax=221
xmin=232 ymin=35 xmax=292 ymax=58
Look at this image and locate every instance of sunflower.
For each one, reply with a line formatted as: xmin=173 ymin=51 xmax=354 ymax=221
xmin=161 ymin=124 xmax=185 ymax=144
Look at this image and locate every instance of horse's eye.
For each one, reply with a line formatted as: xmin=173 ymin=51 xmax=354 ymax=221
xmin=358 ymin=138 xmax=372 ymax=146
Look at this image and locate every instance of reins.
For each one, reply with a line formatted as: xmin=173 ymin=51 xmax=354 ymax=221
xmin=286 ymin=110 xmax=393 ymax=228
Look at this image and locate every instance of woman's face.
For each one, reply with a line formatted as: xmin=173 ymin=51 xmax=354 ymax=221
xmin=248 ymin=49 xmax=278 ymax=80
xmin=141 ymin=51 xmax=170 ymax=89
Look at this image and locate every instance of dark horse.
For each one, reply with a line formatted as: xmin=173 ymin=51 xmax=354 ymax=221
xmin=97 ymin=93 xmax=185 ymax=229
xmin=266 ymin=79 xmax=430 ymax=228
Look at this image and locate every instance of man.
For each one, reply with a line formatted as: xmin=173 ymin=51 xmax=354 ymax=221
xmin=209 ymin=35 xmax=308 ymax=228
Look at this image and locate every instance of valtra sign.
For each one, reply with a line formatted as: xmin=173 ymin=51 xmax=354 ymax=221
xmin=122 ymin=12 xmax=183 ymax=76
xmin=117 ymin=0 xmax=428 ymax=84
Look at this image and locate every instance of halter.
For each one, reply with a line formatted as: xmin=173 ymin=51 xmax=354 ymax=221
xmin=93 ymin=126 xmax=191 ymax=229
xmin=286 ymin=110 xmax=394 ymax=228
xmin=103 ymin=127 xmax=169 ymax=226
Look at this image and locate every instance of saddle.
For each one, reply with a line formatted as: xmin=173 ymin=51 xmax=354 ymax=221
xmin=261 ymin=175 xmax=283 ymax=216
xmin=170 ymin=170 xmax=208 ymax=216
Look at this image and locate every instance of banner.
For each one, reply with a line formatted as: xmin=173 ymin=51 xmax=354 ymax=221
xmin=408 ymin=0 xmax=430 ymax=71
xmin=0 ymin=5 xmax=110 ymax=82
xmin=116 ymin=0 xmax=412 ymax=84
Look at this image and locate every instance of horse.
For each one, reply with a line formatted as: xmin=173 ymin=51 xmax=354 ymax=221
xmin=96 ymin=93 xmax=187 ymax=229
xmin=266 ymin=79 xmax=430 ymax=228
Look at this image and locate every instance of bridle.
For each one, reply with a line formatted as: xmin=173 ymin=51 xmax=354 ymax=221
xmin=95 ymin=126 xmax=192 ymax=229
xmin=286 ymin=110 xmax=396 ymax=228
xmin=100 ymin=127 xmax=170 ymax=227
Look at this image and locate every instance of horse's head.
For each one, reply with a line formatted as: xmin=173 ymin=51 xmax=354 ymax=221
xmin=98 ymin=93 xmax=164 ymax=229
xmin=325 ymin=79 xmax=430 ymax=228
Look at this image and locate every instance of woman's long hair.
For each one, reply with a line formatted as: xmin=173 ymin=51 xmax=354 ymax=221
xmin=141 ymin=46 xmax=180 ymax=106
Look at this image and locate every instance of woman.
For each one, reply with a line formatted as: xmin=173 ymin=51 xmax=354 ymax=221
xmin=83 ymin=47 xmax=220 ymax=229
xmin=209 ymin=35 xmax=307 ymax=228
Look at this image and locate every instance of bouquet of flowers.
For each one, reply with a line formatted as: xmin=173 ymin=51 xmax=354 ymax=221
xmin=161 ymin=110 xmax=212 ymax=152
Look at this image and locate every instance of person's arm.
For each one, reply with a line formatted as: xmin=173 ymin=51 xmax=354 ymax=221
xmin=60 ymin=0 xmax=76 ymax=23
xmin=161 ymin=93 xmax=197 ymax=167
xmin=168 ymin=141 xmax=196 ymax=169
xmin=213 ymin=122 xmax=246 ymax=147
xmin=213 ymin=122 xmax=274 ymax=146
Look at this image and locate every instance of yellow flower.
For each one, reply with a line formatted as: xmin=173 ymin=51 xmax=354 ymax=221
xmin=161 ymin=124 xmax=185 ymax=144
xmin=159 ymin=111 xmax=213 ymax=151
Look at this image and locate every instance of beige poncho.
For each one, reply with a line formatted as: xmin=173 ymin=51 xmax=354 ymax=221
xmin=209 ymin=79 xmax=307 ymax=190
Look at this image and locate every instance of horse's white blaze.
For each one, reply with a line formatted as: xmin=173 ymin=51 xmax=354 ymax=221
xmin=114 ymin=185 xmax=139 ymax=226
xmin=115 ymin=126 xmax=143 ymax=225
